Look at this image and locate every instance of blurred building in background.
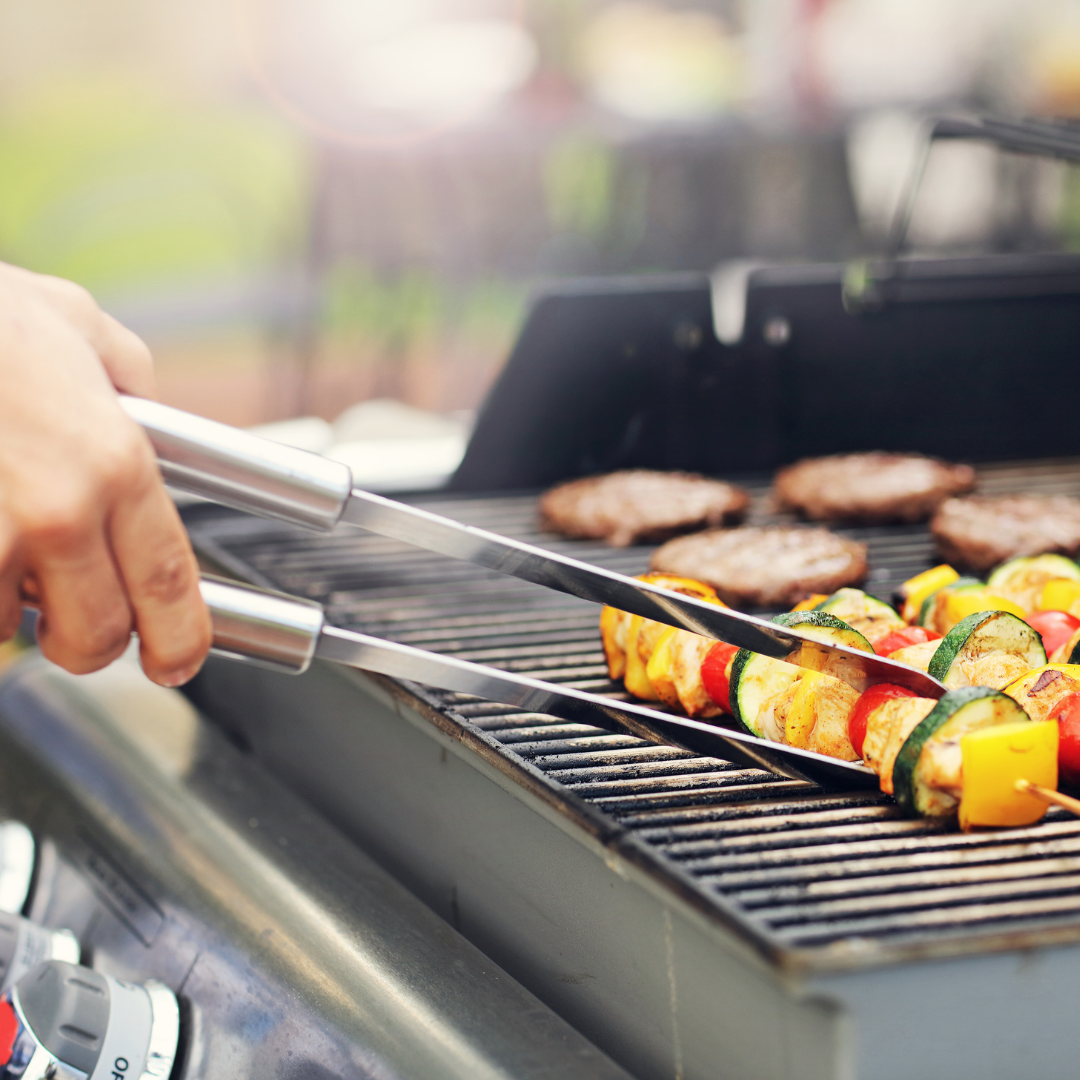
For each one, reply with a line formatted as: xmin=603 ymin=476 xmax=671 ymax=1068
xmin=2 ymin=0 xmax=1080 ymax=426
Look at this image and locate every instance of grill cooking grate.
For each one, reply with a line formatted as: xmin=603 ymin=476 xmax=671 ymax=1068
xmin=186 ymin=460 xmax=1080 ymax=968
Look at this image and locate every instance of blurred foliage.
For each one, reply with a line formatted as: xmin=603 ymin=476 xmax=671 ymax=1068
xmin=322 ymin=258 xmax=526 ymax=353
xmin=0 ymin=76 xmax=310 ymax=295
xmin=544 ymin=132 xmax=614 ymax=238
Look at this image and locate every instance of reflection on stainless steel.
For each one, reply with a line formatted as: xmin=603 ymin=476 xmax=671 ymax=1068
xmin=339 ymin=489 xmax=945 ymax=697
xmin=198 ymin=575 xmax=876 ymax=787
xmin=198 ymin=577 xmax=324 ymax=675
xmin=315 ymin=626 xmax=877 ymax=788
xmin=0 ymin=656 xmax=630 ymax=1080
xmin=120 ymin=396 xmax=352 ymax=532
xmin=124 ymin=396 xmax=942 ymax=696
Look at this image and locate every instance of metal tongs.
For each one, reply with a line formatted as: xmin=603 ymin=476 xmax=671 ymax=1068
xmin=122 ymin=397 xmax=947 ymax=787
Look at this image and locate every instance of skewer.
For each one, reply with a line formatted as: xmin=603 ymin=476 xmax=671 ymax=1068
xmin=1015 ymin=779 xmax=1080 ymax=816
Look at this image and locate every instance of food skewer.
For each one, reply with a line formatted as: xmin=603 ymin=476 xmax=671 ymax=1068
xmin=1015 ymin=779 xmax=1080 ymax=817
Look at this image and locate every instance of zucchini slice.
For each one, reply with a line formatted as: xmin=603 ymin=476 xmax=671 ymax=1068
xmin=987 ymin=554 xmax=1080 ymax=613
xmin=927 ymin=610 xmax=1047 ymax=690
xmin=729 ymin=611 xmax=873 ymax=743
xmin=892 ymin=687 xmax=1032 ymax=817
xmin=729 ymin=649 xmax=795 ymax=740
xmin=813 ymin=588 xmax=905 ymax=647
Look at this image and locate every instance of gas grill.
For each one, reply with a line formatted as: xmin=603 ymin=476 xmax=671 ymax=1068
xmin=184 ymin=456 xmax=1080 ymax=1080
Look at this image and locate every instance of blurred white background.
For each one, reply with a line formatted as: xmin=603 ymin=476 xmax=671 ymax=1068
xmin=1 ymin=0 xmax=1078 ymax=428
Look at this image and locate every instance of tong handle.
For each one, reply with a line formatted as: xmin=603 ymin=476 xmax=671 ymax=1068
xmin=121 ymin=396 xmax=352 ymax=532
xmin=199 ymin=576 xmax=325 ymax=674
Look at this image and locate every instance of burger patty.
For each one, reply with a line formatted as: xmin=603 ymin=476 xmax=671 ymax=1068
xmin=649 ymin=526 xmax=868 ymax=609
xmin=774 ymin=452 xmax=975 ymax=524
xmin=538 ymin=470 xmax=750 ymax=547
xmin=931 ymin=495 xmax=1080 ymax=572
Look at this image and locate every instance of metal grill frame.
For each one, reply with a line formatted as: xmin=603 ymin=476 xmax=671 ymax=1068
xmin=184 ymin=461 xmax=1080 ymax=977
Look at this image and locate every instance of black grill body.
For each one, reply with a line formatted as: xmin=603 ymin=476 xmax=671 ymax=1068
xmin=452 ymin=257 xmax=1080 ymax=489
xmin=186 ymin=463 xmax=1080 ymax=1080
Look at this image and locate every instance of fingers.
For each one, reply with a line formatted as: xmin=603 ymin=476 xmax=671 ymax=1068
xmin=24 ymin=514 xmax=134 ymax=675
xmin=0 ymin=264 xmax=157 ymax=399
xmin=106 ymin=435 xmax=212 ymax=687
xmin=0 ymin=262 xmax=206 ymax=684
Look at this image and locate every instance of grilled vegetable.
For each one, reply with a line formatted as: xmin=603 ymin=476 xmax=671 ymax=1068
xmin=700 ymin=642 xmax=739 ymax=714
xmin=1039 ymin=578 xmax=1080 ymax=616
xmin=1002 ymin=663 xmax=1080 ymax=721
xmin=1049 ymin=690 xmax=1080 ymax=783
xmin=645 ymin=628 xmax=680 ymax=707
xmin=893 ymin=687 xmax=1032 ymax=817
xmin=646 ymin=628 xmax=722 ymax=718
xmin=1051 ymin=624 xmax=1080 ymax=664
xmin=599 ymin=573 xmax=719 ymax=682
xmin=729 ymin=611 xmax=873 ymax=757
xmin=791 ymin=594 xmax=829 ymax=612
xmin=958 ymin=720 xmax=1057 ymax=830
xmin=624 ymin=616 xmax=661 ymax=700
xmin=987 ymin=554 xmax=1080 ymax=612
xmin=894 ymin=564 xmax=959 ymax=624
xmin=927 ymin=610 xmax=1047 ymax=690
xmin=920 ymin=582 xmax=1027 ymax=635
xmin=916 ymin=577 xmax=983 ymax=632
xmin=874 ymin=626 xmax=942 ymax=657
xmin=813 ymin=588 xmax=906 ymax=647
xmin=862 ymin=695 xmax=938 ymax=794
xmin=1026 ymin=610 xmax=1080 ymax=658
xmin=847 ymin=683 xmax=917 ymax=759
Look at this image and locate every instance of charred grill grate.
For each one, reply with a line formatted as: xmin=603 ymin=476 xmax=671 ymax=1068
xmin=186 ymin=460 xmax=1080 ymax=968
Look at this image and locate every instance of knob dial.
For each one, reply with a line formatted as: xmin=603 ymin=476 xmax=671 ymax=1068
xmin=0 ymin=915 xmax=78 ymax=994
xmin=0 ymin=962 xmax=179 ymax=1080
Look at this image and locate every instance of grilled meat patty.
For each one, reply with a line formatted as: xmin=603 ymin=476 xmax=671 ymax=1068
xmin=775 ymin=452 xmax=975 ymax=524
xmin=931 ymin=494 xmax=1080 ymax=572
xmin=649 ymin=526 xmax=868 ymax=609
xmin=538 ymin=470 xmax=750 ymax=547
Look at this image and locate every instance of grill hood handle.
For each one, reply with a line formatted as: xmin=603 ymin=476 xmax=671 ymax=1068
xmin=197 ymin=575 xmax=878 ymax=789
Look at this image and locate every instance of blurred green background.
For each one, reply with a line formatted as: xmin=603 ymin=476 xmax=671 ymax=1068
xmin=3 ymin=0 xmax=1080 ymax=425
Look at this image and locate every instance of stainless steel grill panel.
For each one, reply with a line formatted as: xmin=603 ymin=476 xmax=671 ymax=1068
xmin=186 ymin=460 xmax=1080 ymax=967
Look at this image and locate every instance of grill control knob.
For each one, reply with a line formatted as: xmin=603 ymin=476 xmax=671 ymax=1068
xmin=0 ymin=915 xmax=78 ymax=994
xmin=0 ymin=961 xmax=179 ymax=1080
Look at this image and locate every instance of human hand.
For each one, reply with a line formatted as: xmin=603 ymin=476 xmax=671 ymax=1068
xmin=0 ymin=262 xmax=212 ymax=685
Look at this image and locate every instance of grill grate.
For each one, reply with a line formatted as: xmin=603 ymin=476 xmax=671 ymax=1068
xmin=186 ymin=460 xmax=1080 ymax=968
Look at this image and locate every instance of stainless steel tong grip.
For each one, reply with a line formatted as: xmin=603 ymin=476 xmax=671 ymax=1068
xmin=200 ymin=577 xmax=325 ymax=674
xmin=121 ymin=396 xmax=352 ymax=532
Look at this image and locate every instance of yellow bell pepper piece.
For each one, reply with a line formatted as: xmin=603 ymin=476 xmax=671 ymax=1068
xmin=791 ymin=594 xmax=828 ymax=612
xmin=1038 ymin=578 xmax=1080 ymax=617
xmin=943 ymin=589 xmax=1027 ymax=629
xmin=899 ymin=564 xmax=959 ymax=623
xmin=623 ymin=616 xmax=660 ymax=700
xmin=645 ymin=627 xmax=680 ymax=708
xmin=958 ymin=720 xmax=1058 ymax=830
xmin=785 ymin=669 xmax=825 ymax=749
